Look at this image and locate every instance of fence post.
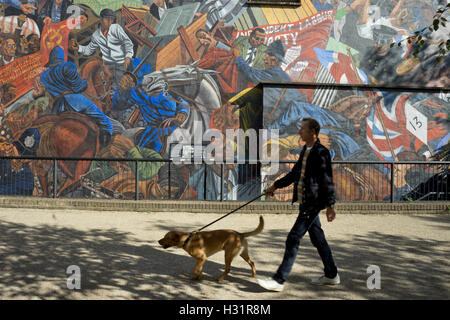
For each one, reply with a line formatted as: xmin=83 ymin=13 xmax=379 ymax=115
xmin=53 ymin=159 xmax=57 ymax=198
xmin=168 ymin=161 xmax=171 ymax=200
xmin=135 ymin=160 xmax=139 ymax=200
xmin=390 ymin=162 xmax=395 ymax=203
xmin=203 ymin=161 xmax=207 ymax=200
xmin=221 ymin=163 xmax=224 ymax=201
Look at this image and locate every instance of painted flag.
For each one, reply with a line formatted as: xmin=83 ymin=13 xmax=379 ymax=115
xmin=311 ymin=64 xmax=338 ymax=108
xmin=40 ymin=21 xmax=72 ymax=62
xmin=366 ymin=91 xmax=413 ymax=161
xmin=314 ymin=48 xmax=367 ymax=84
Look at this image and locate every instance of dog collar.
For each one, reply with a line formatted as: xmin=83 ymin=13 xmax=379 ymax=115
xmin=182 ymin=231 xmax=197 ymax=249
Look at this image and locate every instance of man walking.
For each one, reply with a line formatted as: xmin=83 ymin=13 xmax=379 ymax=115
xmin=258 ymin=117 xmax=339 ymax=292
xmin=70 ymin=8 xmax=134 ymax=92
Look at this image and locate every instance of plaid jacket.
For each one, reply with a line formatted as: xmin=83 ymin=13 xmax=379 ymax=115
xmin=274 ymin=139 xmax=336 ymax=210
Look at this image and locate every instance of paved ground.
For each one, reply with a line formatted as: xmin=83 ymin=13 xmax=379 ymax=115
xmin=0 ymin=208 xmax=449 ymax=300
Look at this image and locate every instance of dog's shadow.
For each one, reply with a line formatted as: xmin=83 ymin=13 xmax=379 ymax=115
xmin=153 ymin=245 xmax=270 ymax=292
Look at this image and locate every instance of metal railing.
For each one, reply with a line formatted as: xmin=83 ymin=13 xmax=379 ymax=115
xmin=0 ymin=156 xmax=448 ymax=202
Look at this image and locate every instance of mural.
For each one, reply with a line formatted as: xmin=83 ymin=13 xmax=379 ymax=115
xmin=0 ymin=0 xmax=448 ymax=201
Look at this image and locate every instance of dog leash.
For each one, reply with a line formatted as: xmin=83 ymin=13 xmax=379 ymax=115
xmin=182 ymin=193 xmax=264 ymax=249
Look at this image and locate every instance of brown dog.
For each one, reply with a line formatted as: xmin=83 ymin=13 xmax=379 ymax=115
xmin=158 ymin=216 xmax=264 ymax=281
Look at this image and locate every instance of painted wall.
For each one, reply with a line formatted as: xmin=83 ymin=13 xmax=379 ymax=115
xmin=0 ymin=0 xmax=448 ymax=200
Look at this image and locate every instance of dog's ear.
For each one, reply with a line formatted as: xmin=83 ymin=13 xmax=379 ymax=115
xmin=172 ymin=232 xmax=181 ymax=243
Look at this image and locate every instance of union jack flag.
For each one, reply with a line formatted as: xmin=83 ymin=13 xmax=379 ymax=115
xmin=366 ymin=91 xmax=411 ymax=161
xmin=366 ymin=91 xmax=448 ymax=161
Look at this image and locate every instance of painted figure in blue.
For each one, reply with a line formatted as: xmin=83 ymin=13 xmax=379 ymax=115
xmin=234 ymin=39 xmax=292 ymax=84
xmin=110 ymin=57 xmax=152 ymax=122
xmin=267 ymin=99 xmax=361 ymax=160
xmin=312 ymin=0 xmax=334 ymax=12
xmin=40 ymin=46 xmax=114 ymax=146
xmin=112 ymin=70 xmax=189 ymax=154
xmin=0 ymin=128 xmax=40 ymax=195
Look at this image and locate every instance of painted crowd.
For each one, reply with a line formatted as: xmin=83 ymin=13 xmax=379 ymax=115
xmin=0 ymin=0 xmax=448 ymax=201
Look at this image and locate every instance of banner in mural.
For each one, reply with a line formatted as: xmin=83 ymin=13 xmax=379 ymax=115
xmin=233 ymin=9 xmax=335 ymax=82
xmin=0 ymin=21 xmax=71 ymax=97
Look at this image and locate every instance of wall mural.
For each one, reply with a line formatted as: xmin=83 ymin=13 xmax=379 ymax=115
xmin=0 ymin=0 xmax=448 ymax=201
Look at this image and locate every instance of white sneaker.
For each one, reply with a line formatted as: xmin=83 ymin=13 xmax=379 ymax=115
xmin=257 ymin=277 xmax=284 ymax=292
xmin=311 ymin=274 xmax=340 ymax=286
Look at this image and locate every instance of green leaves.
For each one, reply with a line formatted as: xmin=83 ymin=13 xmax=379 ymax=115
xmin=389 ymin=4 xmax=449 ymax=62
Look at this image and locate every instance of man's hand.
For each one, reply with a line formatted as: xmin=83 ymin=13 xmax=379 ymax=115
xmin=175 ymin=112 xmax=187 ymax=125
xmin=19 ymin=36 xmax=28 ymax=51
xmin=20 ymin=4 xmax=36 ymax=15
xmin=119 ymin=73 xmax=136 ymax=91
xmin=17 ymin=14 xmax=27 ymax=28
xmin=43 ymin=17 xmax=52 ymax=25
xmin=69 ymin=38 xmax=79 ymax=51
xmin=232 ymin=45 xmax=240 ymax=58
xmin=0 ymin=103 xmax=6 ymax=118
xmin=326 ymin=207 xmax=336 ymax=222
xmin=264 ymin=185 xmax=276 ymax=197
xmin=32 ymin=83 xmax=45 ymax=98
xmin=124 ymin=57 xmax=131 ymax=70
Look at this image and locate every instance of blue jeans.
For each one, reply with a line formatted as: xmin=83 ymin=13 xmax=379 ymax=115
xmin=273 ymin=206 xmax=338 ymax=284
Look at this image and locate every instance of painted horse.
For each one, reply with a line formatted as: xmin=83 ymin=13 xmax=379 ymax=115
xmin=31 ymin=112 xmax=100 ymax=197
xmin=31 ymin=58 xmax=114 ymax=196
xmin=79 ymin=57 xmax=113 ymax=115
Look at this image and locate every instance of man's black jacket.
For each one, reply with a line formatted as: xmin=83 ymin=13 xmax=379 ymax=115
xmin=274 ymin=139 xmax=336 ymax=210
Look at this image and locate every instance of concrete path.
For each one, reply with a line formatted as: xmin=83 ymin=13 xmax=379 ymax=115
xmin=0 ymin=208 xmax=449 ymax=300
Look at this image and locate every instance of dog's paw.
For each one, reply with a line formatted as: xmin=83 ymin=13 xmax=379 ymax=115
xmin=191 ymin=275 xmax=202 ymax=281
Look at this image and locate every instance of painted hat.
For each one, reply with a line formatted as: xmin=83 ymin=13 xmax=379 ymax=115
xmin=44 ymin=46 xmax=65 ymax=68
xmin=13 ymin=128 xmax=40 ymax=156
xmin=267 ymin=39 xmax=287 ymax=63
xmin=100 ymin=8 xmax=116 ymax=18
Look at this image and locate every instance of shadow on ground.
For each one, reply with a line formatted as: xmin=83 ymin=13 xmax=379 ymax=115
xmin=0 ymin=219 xmax=264 ymax=299
xmin=0 ymin=214 xmax=449 ymax=299
xmin=250 ymin=214 xmax=450 ymax=300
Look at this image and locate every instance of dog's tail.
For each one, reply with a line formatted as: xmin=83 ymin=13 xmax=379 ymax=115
xmin=240 ymin=216 xmax=264 ymax=238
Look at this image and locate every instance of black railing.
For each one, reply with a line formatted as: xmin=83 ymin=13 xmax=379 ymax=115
xmin=0 ymin=156 xmax=448 ymax=202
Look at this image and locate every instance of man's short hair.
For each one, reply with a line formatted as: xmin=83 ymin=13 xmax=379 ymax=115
xmin=250 ymin=28 xmax=265 ymax=38
xmin=302 ymin=117 xmax=320 ymax=135
xmin=26 ymin=34 xmax=38 ymax=41
xmin=3 ymin=35 xmax=16 ymax=46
